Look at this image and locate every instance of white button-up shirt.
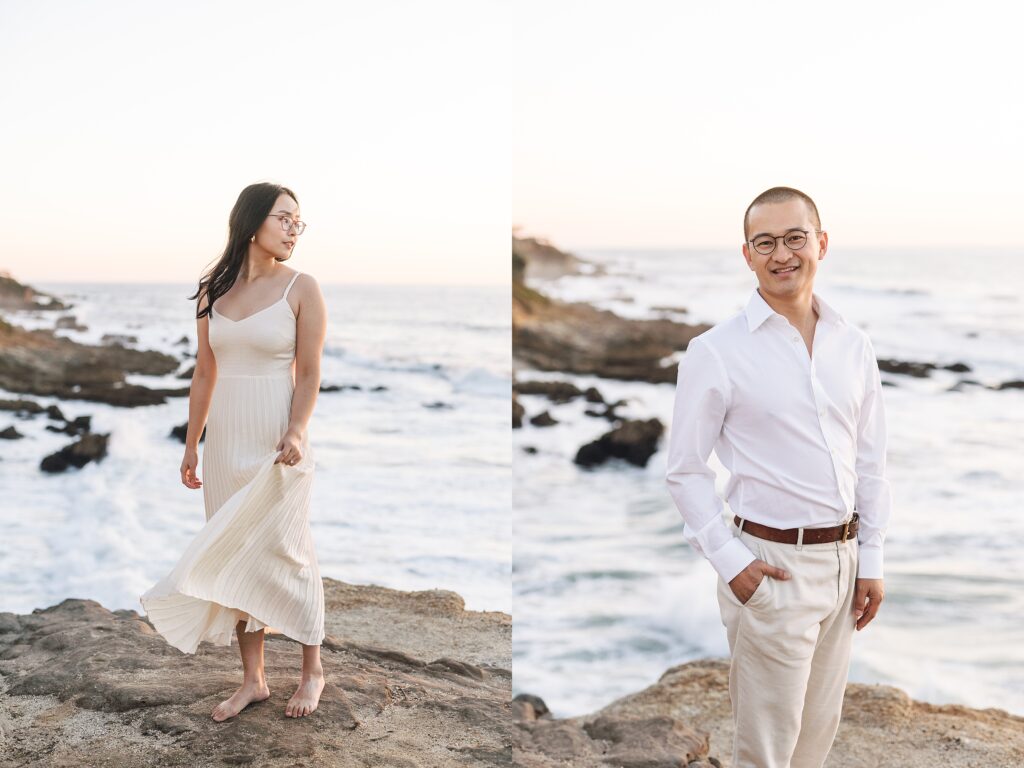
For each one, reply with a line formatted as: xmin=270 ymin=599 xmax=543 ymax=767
xmin=665 ymin=289 xmax=891 ymax=583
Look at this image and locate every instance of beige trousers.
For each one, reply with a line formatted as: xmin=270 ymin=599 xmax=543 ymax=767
xmin=716 ymin=517 xmax=858 ymax=768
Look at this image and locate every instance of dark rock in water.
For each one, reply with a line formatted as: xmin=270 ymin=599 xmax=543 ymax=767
xmin=0 ymin=425 xmax=23 ymax=439
xmin=175 ymin=335 xmax=190 ymax=346
xmin=320 ymin=383 xmax=374 ymax=393
xmin=881 ymin=380 xmax=897 ymax=387
xmin=0 ymin=398 xmax=46 ymax=415
xmin=877 ymin=359 xmax=936 ymax=378
xmin=55 ymin=315 xmax=88 ymax=331
xmin=176 ymin=364 xmax=195 ymax=379
xmin=530 ymin=411 xmax=558 ymax=427
xmin=513 ymin=396 xmax=524 ymax=429
xmin=170 ymin=423 xmax=205 ymax=444
xmin=575 ymin=418 xmax=664 ymax=468
xmin=46 ymin=415 xmax=92 ymax=436
xmin=948 ymin=379 xmax=984 ymax=393
xmin=584 ymin=386 xmax=604 ymax=404
xmin=0 ymin=317 xmax=181 ymax=406
xmin=522 ymin=445 xmax=538 ymax=454
xmin=514 ymin=238 xmax=708 ymax=383
xmin=371 ymin=385 xmax=388 ymax=392
xmin=101 ymin=333 xmax=139 ymax=346
xmin=40 ymin=432 xmax=110 ymax=473
xmin=423 ymin=401 xmax=454 ymax=410
xmin=516 ymin=380 xmax=585 ymax=403
xmin=876 ymin=359 xmax=973 ymax=378
xmin=0 ymin=579 xmax=511 ymax=767
xmin=584 ymin=399 xmax=628 ymax=422
xmin=45 ymin=404 xmax=66 ymax=421
xmin=995 ymin=380 xmax=1024 ymax=390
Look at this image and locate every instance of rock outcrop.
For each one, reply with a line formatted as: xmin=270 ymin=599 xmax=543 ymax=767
xmin=513 ymin=659 xmax=1024 ymax=767
xmin=0 ymin=578 xmax=512 ymax=767
xmin=513 ymin=238 xmax=708 ymax=383
xmin=0 ymin=272 xmax=69 ymax=312
xmin=0 ymin=315 xmax=185 ymax=406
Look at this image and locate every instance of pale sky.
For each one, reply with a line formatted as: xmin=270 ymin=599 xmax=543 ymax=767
xmin=512 ymin=0 xmax=1024 ymax=251
xmin=1 ymin=0 xmax=509 ymax=284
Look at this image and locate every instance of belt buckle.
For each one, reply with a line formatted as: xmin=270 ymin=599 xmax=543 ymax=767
xmin=841 ymin=519 xmax=851 ymax=543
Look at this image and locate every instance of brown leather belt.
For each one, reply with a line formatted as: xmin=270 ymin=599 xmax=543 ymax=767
xmin=733 ymin=512 xmax=859 ymax=545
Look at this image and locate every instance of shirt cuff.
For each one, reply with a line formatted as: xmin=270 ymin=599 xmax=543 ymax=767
xmin=857 ymin=545 xmax=883 ymax=579
xmin=708 ymin=536 xmax=757 ymax=583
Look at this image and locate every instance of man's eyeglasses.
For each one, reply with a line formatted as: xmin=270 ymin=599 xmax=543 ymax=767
xmin=747 ymin=229 xmax=822 ymax=256
xmin=268 ymin=214 xmax=307 ymax=235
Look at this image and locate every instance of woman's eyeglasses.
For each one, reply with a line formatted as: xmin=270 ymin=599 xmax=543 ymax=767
xmin=268 ymin=214 xmax=307 ymax=235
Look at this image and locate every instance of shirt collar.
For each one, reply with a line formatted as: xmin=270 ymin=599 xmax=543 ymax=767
xmin=744 ymin=289 xmax=846 ymax=332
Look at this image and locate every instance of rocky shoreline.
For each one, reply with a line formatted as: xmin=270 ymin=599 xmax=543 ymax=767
xmin=0 ymin=275 xmax=398 ymax=473
xmin=513 ymin=659 xmax=1024 ymax=767
xmin=0 ymin=578 xmax=512 ymax=767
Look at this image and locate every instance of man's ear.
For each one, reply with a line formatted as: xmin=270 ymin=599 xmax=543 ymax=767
xmin=817 ymin=230 xmax=829 ymax=260
xmin=742 ymin=243 xmax=755 ymax=270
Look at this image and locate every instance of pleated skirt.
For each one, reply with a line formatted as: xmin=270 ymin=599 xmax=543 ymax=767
xmin=140 ymin=373 xmax=325 ymax=654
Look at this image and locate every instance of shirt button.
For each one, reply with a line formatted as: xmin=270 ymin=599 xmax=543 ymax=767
xmin=791 ymin=336 xmax=800 ymax=343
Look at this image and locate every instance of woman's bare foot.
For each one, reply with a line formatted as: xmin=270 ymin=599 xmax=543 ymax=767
xmin=285 ymin=671 xmax=325 ymax=717
xmin=212 ymin=680 xmax=271 ymax=722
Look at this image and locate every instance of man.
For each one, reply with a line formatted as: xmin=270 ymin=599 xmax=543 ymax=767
xmin=665 ymin=187 xmax=891 ymax=768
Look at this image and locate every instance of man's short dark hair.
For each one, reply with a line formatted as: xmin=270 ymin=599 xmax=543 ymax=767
xmin=743 ymin=186 xmax=821 ymax=240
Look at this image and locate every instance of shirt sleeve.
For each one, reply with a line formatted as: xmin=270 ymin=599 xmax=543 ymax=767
xmin=665 ymin=337 xmax=756 ymax=583
xmin=854 ymin=335 xmax=892 ymax=579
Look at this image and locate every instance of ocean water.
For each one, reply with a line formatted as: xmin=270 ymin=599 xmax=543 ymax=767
xmin=513 ymin=247 xmax=1024 ymax=717
xmin=0 ymin=281 xmax=511 ymax=617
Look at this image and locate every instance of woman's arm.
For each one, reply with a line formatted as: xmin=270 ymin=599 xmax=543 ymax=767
xmin=180 ymin=292 xmax=217 ymax=487
xmin=287 ymin=274 xmax=327 ymax=440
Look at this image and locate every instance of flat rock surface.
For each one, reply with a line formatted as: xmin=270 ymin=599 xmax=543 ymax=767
xmin=513 ymin=659 xmax=1024 ymax=767
xmin=0 ymin=578 xmax=511 ymax=767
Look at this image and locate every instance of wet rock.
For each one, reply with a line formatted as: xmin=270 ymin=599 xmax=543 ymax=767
xmin=101 ymin=333 xmax=139 ymax=345
xmin=423 ymin=401 xmax=454 ymax=410
xmin=514 ymin=238 xmax=708 ymax=383
xmin=876 ymin=359 xmax=973 ymax=378
xmin=54 ymin=315 xmax=88 ymax=331
xmin=40 ymin=432 xmax=110 ymax=473
xmin=584 ymin=387 xmax=605 ymax=404
xmin=170 ymin=422 xmax=205 ymax=444
xmin=0 ymin=398 xmax=46 ymax=416
xmin=0 ymin=580 xmax=510 ymax=767
xmin=176 ymin=364 xmax=195 ymax=379
xmin=515 ymin=380 xmax=585 ymax=404
xmin=45 ymin=415 xmax=92 ymax=436
xmin=995 ymin=380 xmax=1024 ymax=390
xmin=45 ymin=404 xmax=66 ymax=421
xmin=530 ymin=411 xmax=558 ymax=427
xmin=0 ymin=425 xmax=24 ymax=439
xmin=175 ymin=335 xmax=190 ymax=346
xmin=522 ymin=446 xmax=538 ymax=454
xmin=0 ymin=317 xmax=181 ymax=406
xmin=513 ymin=396 xmax=524 ymax=428
xmin=575 ymin=418 xmax=664 ymax=468
xmin=584 ymin=399 xmax=627 ymax=422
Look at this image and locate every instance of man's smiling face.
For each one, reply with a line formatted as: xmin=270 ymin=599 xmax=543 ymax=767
xmin=742 ymin=198 xmax=828 ymax=302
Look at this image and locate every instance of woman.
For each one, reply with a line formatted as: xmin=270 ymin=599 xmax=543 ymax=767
xmin=140 ymin=182 xmax=329 ymax=721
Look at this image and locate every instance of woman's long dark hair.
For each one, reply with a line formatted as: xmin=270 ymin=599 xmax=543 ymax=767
xmin=189 ymin=182 xmax=299 ymax=319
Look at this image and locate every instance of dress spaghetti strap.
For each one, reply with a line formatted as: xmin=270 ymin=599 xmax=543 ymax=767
xmin=283 ymin=272 xmax=302 ymax=301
